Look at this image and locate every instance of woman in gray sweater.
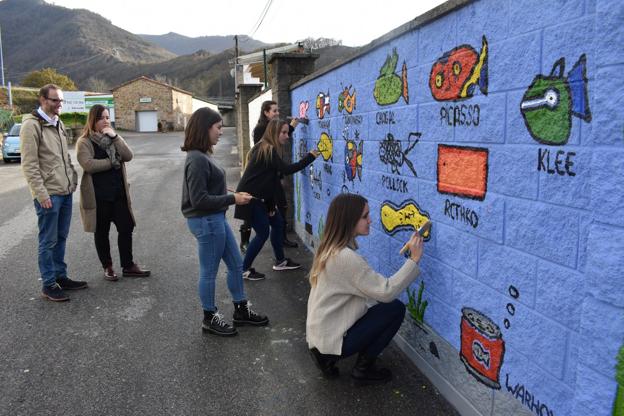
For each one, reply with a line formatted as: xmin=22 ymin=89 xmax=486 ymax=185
xmin=306 ymin=194 xmax=424 ymax=384
xmin=181 ymin=108 xmax=269 ymax=337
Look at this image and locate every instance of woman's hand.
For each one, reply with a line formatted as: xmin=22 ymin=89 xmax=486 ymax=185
xmin=406 ymin=232 xmax=424 ymax=263
xmin=309 ymin=149 xmax=320 ymax=158
xmin=234 ymin=192 xmax=253 ymax=205
xmin=101 ymin=126 xmax=117 ymax=138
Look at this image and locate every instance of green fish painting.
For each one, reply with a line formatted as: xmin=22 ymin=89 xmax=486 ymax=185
xmin=373 ymin=48 xmax=409 ymax=106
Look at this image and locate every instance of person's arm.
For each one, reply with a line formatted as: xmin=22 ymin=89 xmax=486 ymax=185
xmin=345 ymin=250 xmax=420 ymax=303
xmin=112 ymin=134 xmax=133 ymax=162
xmin=186 ymin=155 xmax=235 ymax=210
xmin=271 ymin=147 xmax=316 ymax=175
xmin=19 ymin=120 xmax=49 ymax=203
xmin=76 ymin=137 xmax=113 ymax=174
xmin=252 ymin=125 xmax=263 ymax=144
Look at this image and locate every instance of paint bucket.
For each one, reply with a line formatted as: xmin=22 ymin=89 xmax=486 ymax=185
xmin=459 ymin=307 xmax=505 ymax=389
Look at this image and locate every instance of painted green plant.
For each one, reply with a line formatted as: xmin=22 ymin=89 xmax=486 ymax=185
xmin=407 ymin=280 xmax=428 ymax=324
xmin=614 ymin=344 xmax=624 ymax=416
xmin=296 ymin=174 xmax=301 ymax=222
xmin=317 ymin=215 xmax=325 ymax=240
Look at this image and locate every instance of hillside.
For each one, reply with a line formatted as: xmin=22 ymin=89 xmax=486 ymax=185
xmin=139 ymin=32 xmax=273 ymax=56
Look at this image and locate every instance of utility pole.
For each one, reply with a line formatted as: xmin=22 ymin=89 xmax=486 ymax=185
xmin=0 ymin=24 xmax=5 ymax=87
xmin=234 ymin=35 xmax=239 ymax=92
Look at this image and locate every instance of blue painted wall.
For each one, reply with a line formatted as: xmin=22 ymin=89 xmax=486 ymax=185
xmin=290 ymin=0 xmax=624 ymax=415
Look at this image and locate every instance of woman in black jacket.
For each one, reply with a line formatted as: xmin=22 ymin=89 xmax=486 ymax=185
xmin=235 ymin=119 xmax=318 ymax=280
xmin=239 ymin=101 xmax=300 ymax=253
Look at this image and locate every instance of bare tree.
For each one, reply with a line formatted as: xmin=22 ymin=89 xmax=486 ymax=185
xmin=85 ymin=77 xmax=111 ymax=93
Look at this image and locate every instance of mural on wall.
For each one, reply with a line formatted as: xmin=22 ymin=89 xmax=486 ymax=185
xmin=429 ymin=36 xmax=488 ymax=101
xmin=373 ymin=48 xmax=409 ymax=106
xmin=296 ymin=174 xmax=301 ymax=222
xmin=310 ymin=165 xmax=323 ymax=192
xmin=379 ymin=132 xmax=420 ymax=176
xmin=305 ymin=211 xmax=313 ymax=235
xmin=615 ymin=344 xmax=624 ymax=416
xmin=338 ymin=84 xmax=357 ymax=114
xmin=299 ymin=100 xmax=310 ymax=119
xmin=407 ymin=280 xmax=429 ymax=326
xmin=344 ymin=132 xmax=363 ymax=184
xmin=460 ymin=307 xmax=505 ymax=389
xmin=520 ymin=54 xmax=591 ymax=146
xmin=317 ymin=215 xmax=325 ymax=240
xmin=437 ymin=144 xmax=489 ymax=200
xmin=380 ymin=199 xmax=431 ymax=240
xmin=503 ymin=285 xmax=519 ymax=329
xmin=316 ymin=91 xmax=330 ymax=119
xmin=317 ymin=132 xmax=333 ymax=161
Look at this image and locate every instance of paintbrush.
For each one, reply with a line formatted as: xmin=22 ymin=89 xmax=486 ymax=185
xmin=399 ymin=221 xmax=431 ymax=255
xmin=227 ymin=189 xmax=264 ymax=202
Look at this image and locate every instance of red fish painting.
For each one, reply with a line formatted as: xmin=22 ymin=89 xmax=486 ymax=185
xmin=429 ymin=36 xmax=488 ymax=101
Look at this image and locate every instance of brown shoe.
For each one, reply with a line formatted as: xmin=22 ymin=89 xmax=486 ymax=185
xmin=104 ymin=265 xmax=118 ymax=281
xmin=122 ymin=263 xmax=151 ymax=277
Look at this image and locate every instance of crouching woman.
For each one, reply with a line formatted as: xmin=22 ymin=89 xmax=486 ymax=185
xmin=306 ymin=194 xmax=424 ymax=384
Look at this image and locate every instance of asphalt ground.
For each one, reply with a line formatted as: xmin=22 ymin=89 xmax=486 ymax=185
xmin=0 ymin=128 xmax=458 ymax=416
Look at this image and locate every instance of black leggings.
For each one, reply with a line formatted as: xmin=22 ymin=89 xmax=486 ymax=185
xmin=94 ymin=198 xmax=135 ymax=269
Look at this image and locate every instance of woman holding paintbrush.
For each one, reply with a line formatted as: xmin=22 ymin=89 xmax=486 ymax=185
xmin=181 ymin=108 xmax=269 ymax=337
xmin=306 ymin=193 xmax=424 ymax=384
xmin=234 ymin=119 xmax=320 ymax=280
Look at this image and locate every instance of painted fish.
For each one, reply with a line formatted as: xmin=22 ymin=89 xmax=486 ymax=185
xmin=344 ymin=139 xmax=363 ymax=182
xmin=316 ymin=132 xmax=333 ymax=161
xmin=380 ymin=200 xmax=431 ymax=240
xmin=316 ymin=91 xmax=330 ymax=119
xmin=520 ymin=54 xmax=591 ymax=145
xmin=338 ymin=85 xmax=357 ymax=114
xmin=374 ymin=48 xmax=409 ymax=106
xmin=429 ymin=36 xmax=488 ymax=101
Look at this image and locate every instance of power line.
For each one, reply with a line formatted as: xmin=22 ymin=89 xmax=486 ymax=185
xmin=248 ymin=0 xmax=273 ymax=38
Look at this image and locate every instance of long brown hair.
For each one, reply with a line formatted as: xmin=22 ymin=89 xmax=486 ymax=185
xmin=80 ymin=104 xmax=108 ymax=139
xmin=247 ymin=119 xmax=287 ymax=165
xmin=257 ymin=100 xmax=277 ymax=125
xmin=181 ymin=107 xmax=222 ymax=153
xmin=309 ymin=194 xmax=368 ymax=286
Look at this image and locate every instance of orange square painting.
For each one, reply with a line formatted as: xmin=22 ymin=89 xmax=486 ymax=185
xmin=437 ymin=145 xmax=489 ymax=200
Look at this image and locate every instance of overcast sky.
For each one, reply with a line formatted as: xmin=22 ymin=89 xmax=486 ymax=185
xmin=49 ymin=0 xmax=447 ymax=47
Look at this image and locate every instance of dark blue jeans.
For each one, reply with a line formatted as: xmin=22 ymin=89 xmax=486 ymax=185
xmin=341 ymin=299 xmax=406 ymax=359
xmin=242 ymin=201 xmax=284 ymax=271
xmin=33 ymin=194 xmax=73 ymax=287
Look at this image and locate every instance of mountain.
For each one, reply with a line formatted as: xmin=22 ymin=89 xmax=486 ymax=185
xmin=139 ymin=32 xmax=274 ymax=56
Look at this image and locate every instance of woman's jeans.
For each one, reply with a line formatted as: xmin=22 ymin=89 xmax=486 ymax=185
xmin=341 ymin=299 xmax=406 ymax=358
xmin=94 ymin=197 xmax=134 ymax=269
xmin=243 ymin=201 xmax=284 ymax=271
xmin=187 ymin=212 xmax=246 ymax=312
xmin=34 ymin=194 xmax=73 ymax=287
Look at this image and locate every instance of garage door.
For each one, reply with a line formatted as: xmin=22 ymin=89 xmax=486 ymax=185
xmin=136 ymin=111 xmax=158 ymax=132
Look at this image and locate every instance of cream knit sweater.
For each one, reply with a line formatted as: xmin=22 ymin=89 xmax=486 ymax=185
xmin=306 ymin=247 xmax=420 ymax=355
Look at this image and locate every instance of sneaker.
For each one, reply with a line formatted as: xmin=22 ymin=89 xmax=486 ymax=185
xmin=122 ymin=263 xmax=151 ymax=277
xmin=56 ymin=277 xmax=88 ymax=290
xmin=104 ymin=266 xmax=118 ymax=281
xmin=233 ymin=300 xmax=269 ymax=326
xmin=242 ymin=268 xmax=266 ymax=281
xmin=42 ymin=283 xmax=70 ymax=302
xmin=273 ymin=258 xmax=301 ymax=271
xmin=202 ymin=310 xmax=238 ymax=337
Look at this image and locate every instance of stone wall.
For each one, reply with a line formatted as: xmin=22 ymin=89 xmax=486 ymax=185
xmin=289 ymin=0 xmax=624 ymax=415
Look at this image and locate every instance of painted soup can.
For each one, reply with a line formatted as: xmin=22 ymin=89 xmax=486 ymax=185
xmin=459 ymin=307 xmax=505 ymax=389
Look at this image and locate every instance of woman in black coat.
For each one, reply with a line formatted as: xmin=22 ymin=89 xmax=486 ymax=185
xmin=235 ymin=119 xmax=318 ymax=280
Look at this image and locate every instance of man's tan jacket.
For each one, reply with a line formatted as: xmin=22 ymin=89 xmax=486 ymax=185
xmin=20 ymin=112 xmax=78 ymax=203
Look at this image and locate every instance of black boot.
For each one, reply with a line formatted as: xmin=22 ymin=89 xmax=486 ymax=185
xmin=239 ymin=223 xmax=251 ymax=253
xmin=351 ymin=353 xmax=392 ymax=385
xmin=202 ymin=309 xmax=237 ymax=337
xmin=280 ymin=207 xmax=298 ymax=248
xmin=309 ymin=348 xmax=340 ymax=379
xmin=233 ymin=300 xmax=269 ymax=326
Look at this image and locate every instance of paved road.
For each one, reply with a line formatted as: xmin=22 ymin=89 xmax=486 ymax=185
xmin=0 ymin=128 xmax=458 ymax=416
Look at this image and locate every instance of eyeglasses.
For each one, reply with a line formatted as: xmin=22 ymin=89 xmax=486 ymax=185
xmin=45 ymin=97 xmax=64 ymax=104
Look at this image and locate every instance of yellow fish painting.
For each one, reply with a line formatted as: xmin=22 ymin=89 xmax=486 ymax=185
xmin=381 ymin=199 xmax=431 ymax=240
xmin=317 ymin=132 xmax=333 ymax=161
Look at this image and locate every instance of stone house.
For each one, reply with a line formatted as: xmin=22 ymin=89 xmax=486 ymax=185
xmin=112 ymin=76 xmax=193 ymax=132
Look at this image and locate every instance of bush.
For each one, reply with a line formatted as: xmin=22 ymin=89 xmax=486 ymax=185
xmin=60 ymin=112 xmax=87 ymax=127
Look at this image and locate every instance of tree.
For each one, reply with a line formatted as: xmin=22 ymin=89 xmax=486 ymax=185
xmin=85 ymin=77 xmax=111 ymax=93
xmin=21 ymin=68 xmax=78 ymax=91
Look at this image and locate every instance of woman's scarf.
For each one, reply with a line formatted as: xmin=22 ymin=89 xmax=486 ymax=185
xmin=91 ymin=133 xmax=121 ymax=169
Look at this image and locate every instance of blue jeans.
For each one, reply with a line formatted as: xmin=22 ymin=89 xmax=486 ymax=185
xmin=187 ymin=212 xmax=246 ymax=312
xmin=243 ymin=201 xmax=284 ymax=271
xmin=341 ymin=299 xmax=406 ymax=358
xmin=34 ymin=194 xmax=73 ymax=287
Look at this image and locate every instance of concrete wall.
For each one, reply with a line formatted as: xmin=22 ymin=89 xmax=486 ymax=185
xmin=290 ymin=0 xmax=624 ymax=415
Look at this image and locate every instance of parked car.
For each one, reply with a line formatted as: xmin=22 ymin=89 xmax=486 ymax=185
xmin=2 ymin=123 xmax=21 ymax=163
